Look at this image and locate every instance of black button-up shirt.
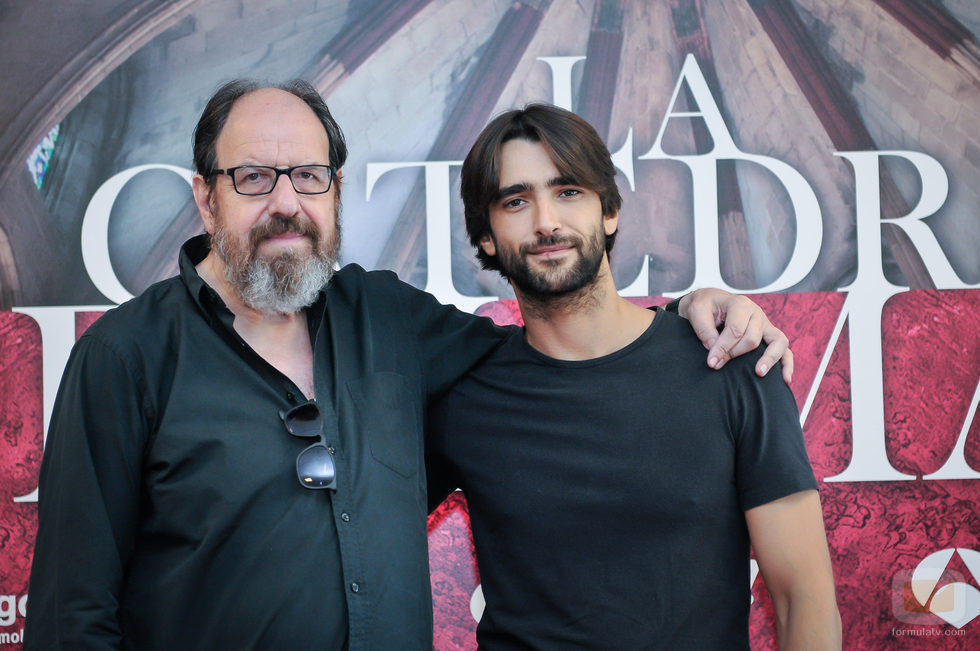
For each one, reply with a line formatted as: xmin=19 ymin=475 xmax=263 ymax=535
xmin=26 ymin=235 xmax=508 ymax=650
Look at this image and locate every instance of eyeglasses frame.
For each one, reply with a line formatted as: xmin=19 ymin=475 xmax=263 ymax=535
xmin=208 ymin=164 xmax=337 ymax=196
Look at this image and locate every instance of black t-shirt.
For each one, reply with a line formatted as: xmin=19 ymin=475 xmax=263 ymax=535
xmin=428 ymin=309 xmax=817 ymax=650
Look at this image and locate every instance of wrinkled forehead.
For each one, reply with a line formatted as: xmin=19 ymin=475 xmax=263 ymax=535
xmin=217 ymin=88 xmax=331 ymax=165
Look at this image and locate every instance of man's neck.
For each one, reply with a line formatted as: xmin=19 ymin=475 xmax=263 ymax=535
xmin=516 ymin=262 xmax=655 ymax=361
xmin=197 ymin=253 xmax=316 ymax=398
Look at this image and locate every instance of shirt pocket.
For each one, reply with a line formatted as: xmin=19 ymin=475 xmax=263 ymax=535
xmin=347 ymin=372 xmax=421 ymax=478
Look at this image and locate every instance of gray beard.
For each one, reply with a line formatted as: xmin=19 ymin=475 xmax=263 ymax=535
xmin=212 ymin=216 xmax=340 ymax=315
xmin=234 ymin=249 xmax=335 ymax=314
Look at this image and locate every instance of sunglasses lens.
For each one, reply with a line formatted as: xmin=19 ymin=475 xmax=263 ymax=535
xmin=284 ymin=402 xmax=321 ymax=438
xmin=297 ymin=444 xmax=336 ymax=489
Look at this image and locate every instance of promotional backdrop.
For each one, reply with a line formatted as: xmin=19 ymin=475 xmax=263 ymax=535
xmin=1 ymin=1 xmax=978 ymax=648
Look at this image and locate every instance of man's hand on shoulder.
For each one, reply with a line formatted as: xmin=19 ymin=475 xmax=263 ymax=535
xmin=678 ymin=289 xmax=794 ymax=383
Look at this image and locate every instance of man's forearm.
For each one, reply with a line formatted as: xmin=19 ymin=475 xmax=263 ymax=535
xmin=774 ymin=591 xmax=842 ymax=650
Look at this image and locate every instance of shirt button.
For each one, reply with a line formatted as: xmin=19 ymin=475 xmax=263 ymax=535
xmin=327 ymin=446 xmax=336 ymax=454
xmin=350 ymin=582 xmax=360 ymax=593
xmin=239 ymin=341 xmax=247 ymax=350
xmin=286 ymin=391 xmax=295 ymax=402
xmin=341 ymin=512 xmax=351 ymax=522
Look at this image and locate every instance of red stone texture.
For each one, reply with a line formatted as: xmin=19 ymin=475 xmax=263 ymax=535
xmin=75 ymin=311 xmax=103 ymax=339
xmin=0 ymin=313 xmax=43 ymax=628
xmin=429 ymin=291 xmax=980 ymax=649
xmin=429 ymin=492 xmax=481 ymax=651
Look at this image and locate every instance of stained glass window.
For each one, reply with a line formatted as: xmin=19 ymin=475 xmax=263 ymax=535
xmin=27 ymin=124 xmax=60 ymax=189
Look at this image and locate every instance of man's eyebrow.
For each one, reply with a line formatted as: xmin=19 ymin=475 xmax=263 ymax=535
xmin=495 ymin=177 xmax=580 ymax=201
xmin=494 ymin=183 xmax=531 ymax=201
xmin=548 ymin=176 xmax=577 ymax=187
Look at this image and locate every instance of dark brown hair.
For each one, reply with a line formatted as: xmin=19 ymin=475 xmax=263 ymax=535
xmin=460 ymin=103 xmax=621 ymax=272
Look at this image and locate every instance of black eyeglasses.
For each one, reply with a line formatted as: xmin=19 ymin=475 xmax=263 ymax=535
xmin=279 ymin=400 xmax=337 ymax=490
xmin=209 ymin=164 xmax=336 ymax=195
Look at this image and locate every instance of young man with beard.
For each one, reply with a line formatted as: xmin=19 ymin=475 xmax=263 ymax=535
xmin=427 ymin=104 xmax=841 ymax=649
xmin=26 ymin=82 xmax=794 ymax=650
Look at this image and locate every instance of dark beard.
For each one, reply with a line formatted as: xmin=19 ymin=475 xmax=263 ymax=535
xmin=212 ymin=214 xmax=340 ymax=314
xmin=497 ymin=229 xmax=606 ymax=304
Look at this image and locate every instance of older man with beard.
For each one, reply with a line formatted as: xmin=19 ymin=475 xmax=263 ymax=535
xmin=26 ymin=82 xmax=794 ymax=650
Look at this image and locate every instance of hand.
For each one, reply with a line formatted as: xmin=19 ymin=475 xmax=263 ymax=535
xmin=678 ymin=289 xmax=793 ymax=382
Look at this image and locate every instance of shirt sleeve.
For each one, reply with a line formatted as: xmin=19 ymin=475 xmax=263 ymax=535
xmin=425 ymin=376 xmax=465 ymax=511
xmin=732 ymin=355 xmax=818 ymax=511
xmin=398 ymin=286 xmax=510 ymax=511
xmin=25 ymin=334 xmax=150 ymax=650
xmin=397 ymin=283 xmax=512 ymax=401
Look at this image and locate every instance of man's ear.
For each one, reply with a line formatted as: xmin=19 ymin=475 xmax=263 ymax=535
xmin=604 ymin=211 xmax=619 ymax=236
xmin=192 ymin=175 xmax=216 ymax=232
xmin=479 ymin=233 xmax=496 ymax=257
xmin=333 ymin=168 xmax=343 ymax=209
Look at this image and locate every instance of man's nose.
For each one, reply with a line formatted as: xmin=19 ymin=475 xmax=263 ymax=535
xmin=533 ymin=200 xmax=561 ymax=237
xmin=267 ymin=173 xmax=300 ymax=216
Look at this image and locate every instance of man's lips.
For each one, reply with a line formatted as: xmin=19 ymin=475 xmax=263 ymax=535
xmin=261 ymin=231 xmax=308 ymax=243
xmin=528 ymin=244 xmax=574 ymax=258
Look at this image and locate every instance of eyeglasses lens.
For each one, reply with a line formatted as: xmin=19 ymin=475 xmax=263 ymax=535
xmin=232 ymin=165 xmax=332 ymax=195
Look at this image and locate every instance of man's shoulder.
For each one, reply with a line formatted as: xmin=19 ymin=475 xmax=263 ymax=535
xmin=655 ymin=308 xmax=768 ymax=373
xmin=327 ymin=264 xmax=472 ymax=321
xmin=332 ymin=262 xmax=397 ymax=285
xmin=329 ymin=263 xmax=414 ymax=298
xmin=81 ymin=275 xmax=191 ymax=347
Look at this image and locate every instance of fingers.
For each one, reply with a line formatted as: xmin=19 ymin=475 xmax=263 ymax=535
xmin=707 ymin=318 xmax=763 ymax=369
xmin=754 ymin=325 xmax=792 ymax=381
xmin=683 ymin=293 xmax=725 ymax=361
xmin=683 ymin=290 xmax=794 ymax=382
xmin=705 ymin=297 xmax=763 ymax=369
xmin=780 ymin=348 xmax=794 ymax=384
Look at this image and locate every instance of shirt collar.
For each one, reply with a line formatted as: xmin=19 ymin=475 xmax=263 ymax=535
xmin=178 ymin=233 xmax=219 ymax=312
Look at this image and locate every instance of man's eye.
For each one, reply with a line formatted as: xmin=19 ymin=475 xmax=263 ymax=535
xmin=237 ymin=168 xmax=273 ymax=185
xmin=559 ymin=188 xmax=581 ymax=197
xmin=502 ymin=198 xmax=524 ymax=209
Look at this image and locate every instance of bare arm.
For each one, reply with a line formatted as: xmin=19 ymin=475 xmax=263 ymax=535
xmin=678 ymin=289 xmax=794 ymax=382
xmin=746 ymin=490 xmax=841 ymax=650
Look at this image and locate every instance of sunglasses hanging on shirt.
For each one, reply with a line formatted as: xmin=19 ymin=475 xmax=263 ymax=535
xmin=279 ymin=400 xmax=337 ymax=490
